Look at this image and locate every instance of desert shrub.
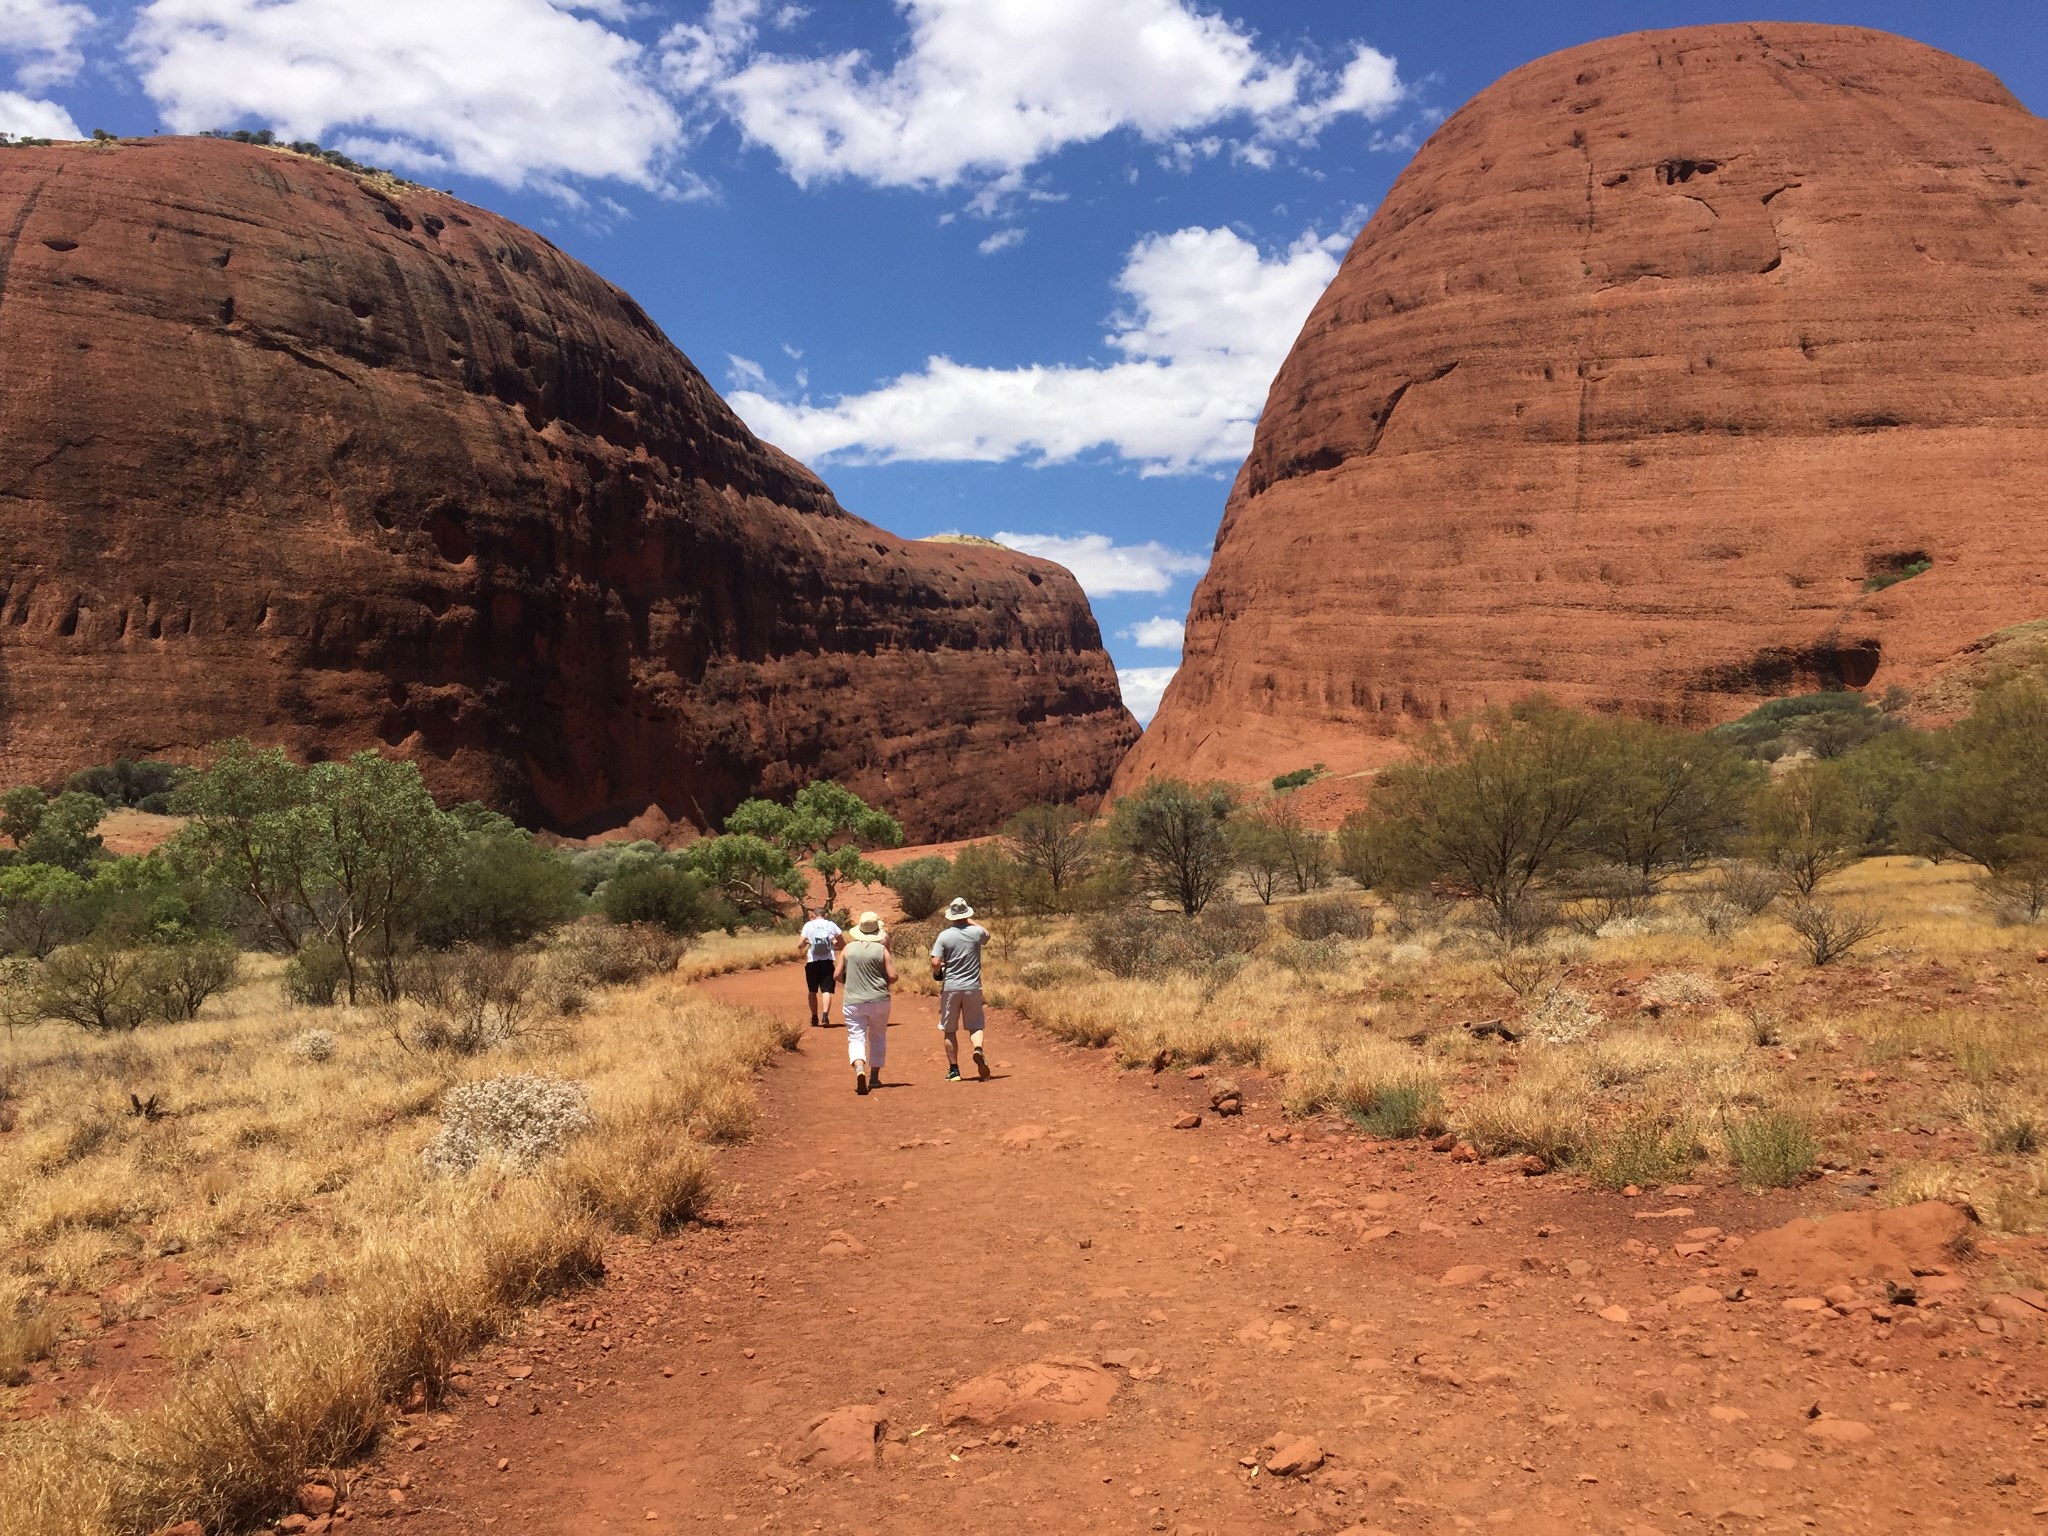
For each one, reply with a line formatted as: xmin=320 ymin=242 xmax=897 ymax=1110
xmin=284 ymin=1028 xmax=337 ymax=1063
xmin=1459 ymin=1072 xmax=1589 ymax=1169
xmin=1271 ymin=765 xmax=1324 ymax=791
xmin=1979 ymin=867 xmax=2048 ymax=926
xmin=0 ymin=863 xmax=90 ymax=958
xmin=943 ymin=842 xmax=1020 ymax=916
xmin=1002 ymin=804 xmax=1104 ymax=912
xmin=1111 ymin=778 xmax=1237 ymax=917
xmin=598 ymin=864 xmax=725 ymax=936
xmin=887 ymin=918 xmax=941 ymax=963
xmin=1334 ymin=810 xmax=1377 ymax=887
xmin=1522 ymin=983 xmax=1599 ymax=1045
xmin=1192 ymin=901 xmax=1267 ymax=959
xmin=1341 ymin=1076 xmax=1445 ymax=1139
xmin=282 ymin=943 xmax=348 ymax=1007
xmin=1385 ymin=889 xmax=1453 ymax=937
xmin=1083 ymin=910 xmax=1216 ymax=978
xmin=1587 ymin=1109 xmax=1701 ymax=1190
xmin=1639 ymin=970 xmax=1718 ymax=1009
xmin=887 ymin=856 xmax=951 ymax=921
xmin=416 ymin=821 xmax=582 ymax=948
xmin=1722 ymin=1108 xmax=1817 ymax=1188
xmin=1748 ymin=761 xmax=1874 ymax=897
xmin=62 ymin=757 xmax=189 ymax=812
xmin=1227 ymin=812 xmax=1292 ymax=904
xmin=30 ymin=942 xmax=150 ymax=1033
xmin=547 ymin=919 xmax=689 ymax=988
xmin=1784 ymin=899 xmax=1885 ymax=966
xmin=1281 ymin=895 xmax=1372 ymax=941
xmin=1707 ymin=859 xmax=1783 ymax=915
xmin=1714 ymin=690 xmax=1896 ymax=761
xmin=1484 ymin=891 xmax=1563 ymax=948
xmin=135 ymin=937 xmax=240 ymax=1021
xmin=421 ymin=1074 xmax=592 ymax=1175
xmin=1559 ymin=863 xmax=1656 ymax=938
xmin=1016 ymin=957 xmax=1097 ymax=990
xmin=403 ymin=946 xmax=535 ymax=1053
xmin=1268 ymin=936 xmax=1346 ymax=974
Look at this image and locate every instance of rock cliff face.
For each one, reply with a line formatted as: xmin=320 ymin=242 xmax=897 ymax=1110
xmin=1120 ymin=25 xmax=2048 ymax=791
xmin=0 ymin=138 xmax=1136 ymax=839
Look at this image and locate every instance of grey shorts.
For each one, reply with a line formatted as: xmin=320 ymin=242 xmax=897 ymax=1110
xmin=939 ymin=989 xmax=985 ymax=1035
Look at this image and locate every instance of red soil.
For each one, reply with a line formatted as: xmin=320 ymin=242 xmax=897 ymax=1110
xmin=341 ymin=964 xmax=2047 ymax=1534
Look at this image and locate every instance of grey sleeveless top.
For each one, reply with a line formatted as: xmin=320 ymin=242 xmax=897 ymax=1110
xmin=843 ymin=938 xmax=892 ymax=1003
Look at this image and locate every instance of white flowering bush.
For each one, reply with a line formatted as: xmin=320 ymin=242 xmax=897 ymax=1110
xmin=1641 ymin=970 xmax=1719 ymax=1008
xmin=1524 ymin=984 xmax=1600 ymax=1046
xmin=421 ymin=1074 xmax=592 ymax=1177
xmin=284 ymin=1028 xmax=338 ymax=1062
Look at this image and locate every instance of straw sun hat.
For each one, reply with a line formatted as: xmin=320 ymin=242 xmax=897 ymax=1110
xmin=853 ymin=910 xmax=887 ymax=938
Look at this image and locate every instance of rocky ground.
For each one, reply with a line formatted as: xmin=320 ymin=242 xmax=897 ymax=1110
xmin=303 ymin=964 xmax=2048 ymax=1536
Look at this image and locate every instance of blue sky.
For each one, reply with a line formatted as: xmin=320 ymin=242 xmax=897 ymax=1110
xmin=7 ymin=2 xmax=2044 ymax=722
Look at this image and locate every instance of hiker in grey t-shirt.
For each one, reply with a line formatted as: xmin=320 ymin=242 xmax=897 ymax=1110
xmin=930 ymin=897 xmax=991 ymax=1082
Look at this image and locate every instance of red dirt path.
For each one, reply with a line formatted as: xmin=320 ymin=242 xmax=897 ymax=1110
xmin=360 ymin=966 xmax=2047 ymax=1535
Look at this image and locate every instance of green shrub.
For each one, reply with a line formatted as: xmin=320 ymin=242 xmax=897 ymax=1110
xmin=0 ymin=864 xmax=90 ymax=958
xmin=31 ymin=943 xmax=151 ymax=1032
xmin=1341 ymin=1077 xmax=1444 ymax=1139
xmin=62 ymin=757 xmax=189 ymax=811
xmin=136 ymin=937 xmax=241 ymax=1021
xmin=417 ymin=825 xmax=581 ymax=947
xmin=599 ymin=865 xmax=726 ymax=936
xmin=1723 ymin=1109 xmax=1817 ymax=1188
xmin=1271 ymin=765 xmax=1325 ymax=792
xmin=283 ymin=943 xmax=349 ymax=1007
xmin=1280 ymin=895 xmax=1372 ymax=940
xmin=1587 ymin=1110 xmax=1700 ymax=1190
xmin=1192 ymin=902 xmax=1267 ymax=958
xmin=887 ymin=856 xmax=951 ymax=922
xmin=944 ymin=844 xmax=1019 ymax=916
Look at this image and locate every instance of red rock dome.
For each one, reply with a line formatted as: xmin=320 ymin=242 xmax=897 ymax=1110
xmin=0 ymin=137 xmax=1136 ymax=838
xmin=1120 ymin=24 xmax=2048 ymax=792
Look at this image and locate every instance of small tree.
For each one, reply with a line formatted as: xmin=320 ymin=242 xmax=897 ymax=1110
xmin=169 ymin=740 xmax=323 ymax=951
xmin=0 ymin=864 xmax=89 ymax=958
xmin=0 ymin=788 xmax=107 ymax=874
xmin=1897 ymin=679 xmax=2048 ymax=883
xmin=136 ymin=937 xmax=241 ymax=1021
xmin=1002 ymin=805 xmax=1098 ymax=912
xmin=1748 ymin=760 xmax=1874 ymax=897
xmin=1112 ymin=779 xmax=1236 ymax=917
xmin=416 ymin=808 xmax=582 ymax=948
xmin=1226 ymin=812 xmax=1291 ymax=905
xmin=1582 ymin=720 xmax=1760 ymax=880
xmin=887 ymin=856 xmax=951 ymax=921
xmin=675 ymin=834 xmax=805 ymax=918
xmin=32 ymin=942 xmax=150 ymax=1032
xmin=1334 ymin=810 xmax=1377 ymax=887
xmin=1784 ymin=899 xmax=1885 ymax=966
xmin=724 ymin=782 xmax=903 ymax=912
xmin=599 ymin=864 xmax=724 ymax=936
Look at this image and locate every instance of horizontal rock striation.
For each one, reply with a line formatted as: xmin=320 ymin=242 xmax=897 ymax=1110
xmin=0 ymin=138 xmax=1136 ymax=839
xmin=1121 ymin=24 xmax=2048 ymax=791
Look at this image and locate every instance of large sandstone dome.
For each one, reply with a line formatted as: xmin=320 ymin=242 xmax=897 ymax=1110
xmin=1121 ymin=24 xmax=2048 ymax=791
xmin=0 ymin=137 xmax=1137 ymax=839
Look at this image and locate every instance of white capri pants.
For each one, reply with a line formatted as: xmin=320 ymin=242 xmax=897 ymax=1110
xmin=843 ymin=997 xmax=890 ymax=1072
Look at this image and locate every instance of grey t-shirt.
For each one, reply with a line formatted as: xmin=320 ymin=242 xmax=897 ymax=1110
xmin=931 ymin=923 xmax=989 ymax=992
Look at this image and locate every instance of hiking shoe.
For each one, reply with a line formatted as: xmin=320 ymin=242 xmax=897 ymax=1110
xmin=855 ymin=1064 xmax=869 ymax=1096
xmin=947 ymin=1065 xmax=963 ymax=1082
xmin=973 ymin=1046 xmax=989 ymax=1081
xmin=869 ymin=1070 xmax=883 ymax=1089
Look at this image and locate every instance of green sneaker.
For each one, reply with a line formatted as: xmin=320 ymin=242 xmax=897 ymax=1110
xmin=947 ymin=1065 xmax=963 ymax=1082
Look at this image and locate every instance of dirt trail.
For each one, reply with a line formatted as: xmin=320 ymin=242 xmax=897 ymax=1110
xmin=369 ymin=967 xmax=2046 ymax=1535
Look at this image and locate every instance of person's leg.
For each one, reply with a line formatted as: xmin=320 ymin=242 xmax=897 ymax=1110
xmin=805 ymin=960 xmax=825 ymax=1026
xmin=869 ymin=998 xmax=890 ymax=1082
xmin=939 ymin=990 xmax=962 ymax=1075
xmin=846 ymin=999 xmax=870 ymax=1093
xmin=965 ymin=991 xmax=989 ymax=1080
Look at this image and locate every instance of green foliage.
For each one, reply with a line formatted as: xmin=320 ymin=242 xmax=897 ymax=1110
xmin=1271 ymin=764 xmax=1326 ymax=792
xmin=0 ymin=787 xmax=107 ymax=874
xmin=598 ymin=864 xmax=727 ymax=936
xmin=1587 ymin=1110 xmax=1700 ymax=1190
xmin=1226 ymin=813 xmax=1292 ymax=904
xmin=723 ymin=781 xmax=903 ymax=911
xmin=1002 ymin=804 xmax=1100 ymax=912
xmin=170 ymin=741 xmax=460 ymax=1002
xmin=942 ymin=843 xmax=1019 ymax=916
xmin=1111 ymin=778 xmax=1237 ymax=917
xmin=30 ymin=942 xmax=151 ymax=1033
xmin=416 ymin=815 xmax=582 ymax=948
xmin=1712 ymin=691 xmax=1898 ymax=762
xmin=1896 ymin=679 xmax=2048 ymax=888
xmin=1345 ymin=1079 xmax=1444 ymax=1140
xmin=1723 ymin=1109 xmax=1818 ymax=1189
xmin=135 ymin=937 xmax=241 ymax=1021
xmin=1746 ymin=760 xmax=1874 ymax=897
xmin=283 ymin=943 xmax=348 ymax=1007
xmin=1580 ymin=720 xmax=1761 ymax=879
xmin=674 ymin=834 xmax=805 ymax=917
xmin=1863 ymin=558 xmax=1931 ymax=592
xmin=1334 ymin=810 xmax=1377 ymax=887
xmin=887 ymin=856 xmax=952 ymax=922
xmin=0 ymin=864 xmax=90 ymax=958
xmin=62 ymin=757 xmax=189 ymax=812
xmin=1366 ymin=699 xmax=1608 ymax=931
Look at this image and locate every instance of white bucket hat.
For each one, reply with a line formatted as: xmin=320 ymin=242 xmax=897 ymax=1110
xmin=854 ymin=910 xmax=886 ymax=938
xmin=943 ymin=897 xmax=974 ymax=921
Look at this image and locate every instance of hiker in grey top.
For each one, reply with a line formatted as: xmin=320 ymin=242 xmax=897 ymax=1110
xmin=930 ymin=897 xmax=991 ymax=1082
xmin=835 ymin=911 xmax=896 ymax=1096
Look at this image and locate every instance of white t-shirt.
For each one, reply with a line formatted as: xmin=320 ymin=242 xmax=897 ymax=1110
xmin=800 ymin=917 xmax=843 ymax=962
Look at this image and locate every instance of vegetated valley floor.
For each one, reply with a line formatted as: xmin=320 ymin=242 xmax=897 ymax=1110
xmin=360 ymin=965 xmax=2047 ymax=1536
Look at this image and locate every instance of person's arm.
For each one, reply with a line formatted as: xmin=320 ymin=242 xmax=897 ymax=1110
xmin=929 ymin=935 xmax=946 ymax=982
xmin=834 ymin=950 xmax=849 ymax=986
xmin=882 ymin=952 xmax=899 ymax=986
xmin=797 ymin=929 xmax=810 ymax=961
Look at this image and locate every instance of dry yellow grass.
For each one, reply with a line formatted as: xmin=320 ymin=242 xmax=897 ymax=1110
xmin=995 ymin=858 xmax=2048 ymax=1220
xmin=0 ymin=941 xmax=798 ymax=1536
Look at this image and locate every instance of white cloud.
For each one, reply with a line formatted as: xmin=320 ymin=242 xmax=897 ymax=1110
xmin=726 ymin=353 xmax=771 ymax=390
xmin=977 ymin=227 xmax=1025 ymax=255
xmin=1121 ymin=615 xmax=1186 ymax=650
xmin=730 ymin=221 xmax=1352 ymax=474
xmin=991 ymin=532 xmax=1206 ymax=598
xmin=127 ymin=0 xmax=687 ymax=194
xmin=1117 ymin=666 xmax=1179 ymax=726
xmin=0 ymin=0 xmax=94 ymax=88
xmin=666 ymin=0 xmax=1404 ymax=191
xmin=0 ymin=88 xmax=80 ymax=138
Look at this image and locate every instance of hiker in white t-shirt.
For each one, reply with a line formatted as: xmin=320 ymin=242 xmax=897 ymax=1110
xmin=796 ymin=907 xmax=844 ymax=1028
xmin=930 ymin=897 xmax=992 ymax=1082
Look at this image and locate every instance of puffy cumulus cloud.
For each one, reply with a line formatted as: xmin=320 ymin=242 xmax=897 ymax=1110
xmin=1116 ymin=666 xmax=1180 ymax=726
xmin=1121 ymin=615 xmax=1186 ymax=651
xmin=976 ymin=226 xmax=1025 ymax=255
xmin=665 ymin=0 xmax=1405 ymax=190
xmin=0 ymin=0 xmax=95 ymax=89
xmin=127 ymin=0 xmax=687 ymax=193
xmin=989 ymin=533 xmax=1206 ymax=598
xmin=0 ymin=88 xmax=81 ymax=139
xmin=729 ymin=222 xmax=1352 ymax=474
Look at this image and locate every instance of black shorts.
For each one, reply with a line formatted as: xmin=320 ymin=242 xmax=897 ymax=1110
xmin=805 ymin=959 xmax=836 ymax=994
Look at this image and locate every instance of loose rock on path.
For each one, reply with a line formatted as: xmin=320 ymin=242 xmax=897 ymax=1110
xmin=366 ymin=966 xmax=2047 ymax=1534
